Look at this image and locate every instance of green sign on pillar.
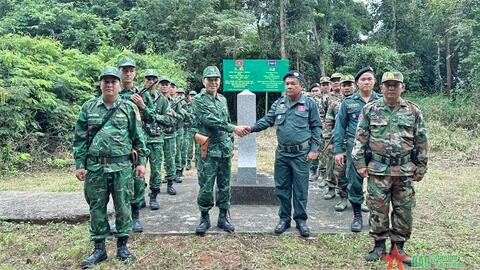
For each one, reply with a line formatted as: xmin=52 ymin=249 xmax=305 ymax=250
xmin=222 ymin=59 xmax=289 ymax=92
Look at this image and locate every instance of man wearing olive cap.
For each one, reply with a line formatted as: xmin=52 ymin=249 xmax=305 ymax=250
xmin=352 ymin=71 xmax=428 ymax=265
xmin=246 ymin=70 xmax=322 ymax=237
xmin=334 ymin=67 xmax=381 ymax=232
xmin=73 ymin=67 xmax=149 ymax=267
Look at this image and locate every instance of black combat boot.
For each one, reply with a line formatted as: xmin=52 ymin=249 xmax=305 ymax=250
xmin=149 ymin=190 xmax=159 ymax=210
xmin=217 ymin=208 xmax=235 ymax=232
xmin=351 ymin=202 xmax=363 ymax=232
xmin=116 ymin=236 xmax=134 ymax=261
xmin=131 ymin=204 xmax=143 ymax=233
xmin=365 ymin=239 xmax=386 ymax=262
xmin=391 ymin=241 xmax=412 ymax=266
xmin=80 ymin=239 xmax=107 ymax=268
xmin=195 ymin=211 xmax=211 ymax=235
xmin=175 ymin=170 xmax=183 ymax=183
xmin=167 ymin=177 xmax=177 ymax=195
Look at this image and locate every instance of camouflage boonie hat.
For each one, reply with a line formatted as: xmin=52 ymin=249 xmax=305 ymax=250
xmin=117 ymin=56 xmax=136 ymax=68
xmin=283 ymin=70 xmax=306 ymax=86
xmin=99 ymin=67 xmax=121 ymax=81
xmin=203 ymin=66 xmax=221 ymax=78
xmin=189 ymin=91 xmax=197 ymax=96
xmin=177 ymin=88 xmax=185 ymax=93
xmin=330 ymin=73 xmax=343 ymax=80
xmin=144 ymin=69 xmax=159 ymax=78
xmin=340 ymin=74 xmax=355 ymax=83
xmin=381 ymin=71 xmax=404 ymax=83
xmin=320 ymin=76 xmax=331 ymax=83
xmin=159 ymin=76 xmax=170 ymax=83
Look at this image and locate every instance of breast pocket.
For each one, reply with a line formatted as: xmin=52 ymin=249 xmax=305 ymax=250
xmin=293 ymin=110 xmax=309 ymax=128
xmin=348 ymin=108 xmax=362 ymax=121
xmin=112 ymin=115 xmax=129 ymax=129
xmin=397 ymin=115 xmax=415 ymax=140
xmin=274 ymin=108 xmax=287 ymax=126
xmin=370 ymin=118 xmax=388 ymax=138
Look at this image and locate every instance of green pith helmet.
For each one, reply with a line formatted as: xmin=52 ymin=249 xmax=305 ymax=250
xmin=159 ymin=76 xmax=170 ymax=83
xmin=117 ymin=56 xmax=136 ymax=68
xmin=144 ymin=69 xmax=159 ymax=78
xmin=99 ymin=67 xmax=121 ymax=81
xmin=177 ymin=88 xmax=185 ymax=93
xmin=320 ymin=76 xmax=331 ymax=83
xmin=330 ymin=73 xmax=343 ymax=80
xmin=340 ymin=74 xmax=355 ymax=83
xmin=381 ymin=71 xmax=404 ymax=83
xmin=203 ymin=66 xmax=221 ymax=78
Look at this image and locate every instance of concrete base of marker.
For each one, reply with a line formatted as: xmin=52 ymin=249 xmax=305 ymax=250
xmin=230 ymin=173 xmax=277 ymax=205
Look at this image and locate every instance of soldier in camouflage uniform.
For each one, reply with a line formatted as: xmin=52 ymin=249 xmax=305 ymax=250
xmin=184 ymin=91 xmax=197 ymax=170
xmin=142 ymin=69 xmax=174 ymax=210
xmin=324 ymin=74 xmax=356 ymax=211
xmin=352 ymin=71 xmax=428 ymax=265
xmin=317 ymin=76 xmax=332 ymax=187
xmin=117 ymin=56 xmax=155 ymax=232
xmin=174 ymin=87 xmax=188 ymax=182
xmin=248 ymin=71 xmax=322 ymax=237
xmin=334 ymin=67 xmax=381 ymax=232
xmin=323 ymin=73 xmax=343 ymax=200
xmin=192 ymin=66 xmax=248 ymax=235
xmin=308 ymin=83 xmax=322 ymax=183
xmin=74 ymin=67 xmax=149 ymax=267
xmin=158 ymin=77 xmax=178 ymax=195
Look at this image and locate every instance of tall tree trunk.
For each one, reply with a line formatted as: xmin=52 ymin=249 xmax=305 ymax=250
xmin=435 ymin=40 xmax=443 ymax=91
xmin=279 ymin=0 xmax=287 ymax=59
xmin=313 ymin=22 xmax=325 ymax=77
xmin=445 ymin=30 xmax=452 ymax=95
xmin=391 ymin=0 xmax=397 ymax=50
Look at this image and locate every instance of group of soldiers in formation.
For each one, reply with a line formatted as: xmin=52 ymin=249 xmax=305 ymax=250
xmin=73 ymin=57 xmax=429 ymax=268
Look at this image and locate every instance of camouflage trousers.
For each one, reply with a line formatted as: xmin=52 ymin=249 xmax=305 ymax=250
xmin=196 ymin=155 xmax=232 ymax=212
xmin=162 ymin=135 xmax=177 ymax=179
xmin=311 ymin=140 xmax=327 ymax=174
xmin=147 ymin=141 xmax=164 ymax=191
xmin=325 ymin=150 xmax=347 ymax=196
xmin=84 ymin=167 xmax=133 ymax=241
xmin=367 ymin=174 xmax=416 ymax=242
xmin=183 ymin=128 xmax=194 ymax=165
xmin=175 ymin=127 xmax=185 ymax=171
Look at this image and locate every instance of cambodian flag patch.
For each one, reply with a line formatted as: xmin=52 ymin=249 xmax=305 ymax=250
xmin=297 ymin=105 xmax=305 ymax=111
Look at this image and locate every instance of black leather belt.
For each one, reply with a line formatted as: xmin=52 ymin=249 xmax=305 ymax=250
xmin=278 ymin=140 xmax=310 ymax=153
xmin=88 ymin=154 xmax=131 ymax=164
xmin=372 ymin=152 xmax=411 ymax=166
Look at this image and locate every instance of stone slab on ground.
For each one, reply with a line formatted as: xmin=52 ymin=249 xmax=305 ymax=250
xmin=0 ymin=177 xmax=369 ymax=235
xmin=0 ymin=191 xmax=114 ymax=224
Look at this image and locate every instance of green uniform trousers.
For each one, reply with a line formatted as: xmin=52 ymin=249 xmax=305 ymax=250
xmin=175 ymin=127 xmax=184 ymax=171
xmin=182 ymin=128 xmax=193 ymax=165
xmin=132 ymin=174 xmax=145 ymax=207
xmin=147 ymin=141 xmax=164 ymax=191
xmin=367 ymin=174 xmax=416 ymax=242
xmin=162 ymin=135 xmax=176 ymax=179
xmin=84 ymin=167 xmax=133 ymax=241
xmin=347 ymin=138 xmax=365 ymax=204
xmin=274 ymin=149 xmax=310 ymax=222
xmin=196 ymin=155 xmax=232 ymax=212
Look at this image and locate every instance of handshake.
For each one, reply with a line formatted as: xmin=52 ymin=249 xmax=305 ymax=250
xmin=234 ymin=125 xmax=252 ymax=137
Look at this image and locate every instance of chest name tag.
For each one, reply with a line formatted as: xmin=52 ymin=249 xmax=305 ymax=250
xmin=297 ymin=105 xmax=305 ymax=111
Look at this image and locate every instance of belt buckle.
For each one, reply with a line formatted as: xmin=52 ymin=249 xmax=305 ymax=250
xmin=390 ymin=158 xmax=399 ymax=166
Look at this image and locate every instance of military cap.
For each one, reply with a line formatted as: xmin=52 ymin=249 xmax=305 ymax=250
xmin=117 ymin=56 xmax=136 ymax=68
xmin=381 ymin=71 xmax=404 ymax=83
xmin=170 ymin=79 xmax=177 ymax=86
xmin=159 ymin=76 xmax=170 ymax=83
xmin=283 ymin=70 xmax=306 ymax=86
xmin=203 ymin=66 xmax=221 ymax=78
xmin=98 ymin=67 xmax=121 ymax=81
xmin=355 ymin=66 xmax=374 ymax=81
xmin=330 ymin=73 xmax=343 ymax=80
xmin=320 ymin=76 xmax=331 ymax=83
xmin=189 ymin=91 xmax=197 ymax=96
xmin=144 ymin=69 xmax=159 ymax=78
xmin=340 ymin=74 xmax=355 ymax=83
xmin=309 ymin=83 xmax=321 ymax=91
xmin=177 ymin=88 xmax=185 ymax=93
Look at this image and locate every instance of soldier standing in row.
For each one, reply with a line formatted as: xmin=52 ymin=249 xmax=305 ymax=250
xmin=335 ymin=67 xmax=381 ymax=232
xmin=73 ymin=67 xmax=149 ymax=267
xmin=352 ymin=71 xmax=428 ymax=266
xmin=174 ymin=88 xmax=188 ymax=182
xmin=142 ymin=70 xmax=175 ymax=210
xmin=308 ymin=83 xmax=323 ymax=183
xmin=184 ymin=91 xmax=197 ymax=171
xmin=192 ymin=66 xmax=248 ymax=235
xmin=118 ymin=56 xmax=155 ymax=232
xmin=247 ymin=71 xmax=322 ymax=237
